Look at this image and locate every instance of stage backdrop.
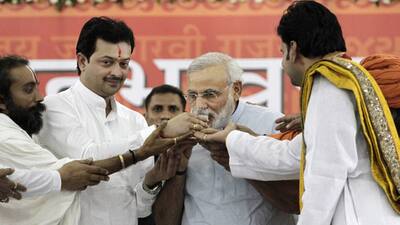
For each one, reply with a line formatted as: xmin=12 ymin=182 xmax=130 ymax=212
xmin=1 ymin=1 xmax=400 ymax=114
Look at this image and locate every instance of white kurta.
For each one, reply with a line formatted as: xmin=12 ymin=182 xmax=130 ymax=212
xmin=183 ymin=101 xmax=295 ymax=225
xmin=36 ymin=80 xmax=156 ymax=225
xmin=226 ymin=76 xmax=400 ymax=225
xmin=227 ymin=132 xmax=301 ymax=181
xmin=0 ymin=114 xmax=79 ymax=225
xmin=5 ymin=167 xmax=61 ymax=198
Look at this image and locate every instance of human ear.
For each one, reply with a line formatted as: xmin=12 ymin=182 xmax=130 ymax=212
xmin=77 ymin=53 xmax=89 ymax=73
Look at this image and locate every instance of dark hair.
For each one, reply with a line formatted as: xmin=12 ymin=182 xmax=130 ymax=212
xmin=277 ymin=0 xmax=346 ymax=58
xmin=76 ymin=16 xmax=135 ymax=74
xmin=0 ymin=55 xmax=29 ymax=105
xmin=144 ymin=84 xmax=186 ymax=110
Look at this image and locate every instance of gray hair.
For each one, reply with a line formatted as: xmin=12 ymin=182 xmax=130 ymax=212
xmin=187 ymin=52 xmax=243 ymax=84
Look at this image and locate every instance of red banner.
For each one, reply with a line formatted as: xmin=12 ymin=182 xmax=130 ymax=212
xmin=1 ymin=1 xmax=400 ymax=114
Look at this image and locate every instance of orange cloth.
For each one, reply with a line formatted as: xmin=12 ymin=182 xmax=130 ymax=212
xmin=270 ymin=130 xmax=300 ymax=141
xmin=361 ymin=54 xmax=400 ymax=108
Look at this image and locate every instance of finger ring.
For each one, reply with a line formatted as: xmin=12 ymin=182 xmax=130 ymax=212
xmin=203 ymin=134 xmax=208 ymax=141
xmin=192 ymin=124 xmax=197 ymax=130
xmin=174 ymin=137 xmax=177 ymax=145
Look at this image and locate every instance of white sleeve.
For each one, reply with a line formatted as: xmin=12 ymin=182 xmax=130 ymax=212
xmin=226 ymin=130 xmax=301 ymax=181
xmin=134 ymin=181 xmax=157 ymax=218
xmin=298 ymin=77 xmax=358 ymax=225
xmin=8 ymin=169 xmax=61 ymax=198
xmin=127 ymin=156 xmax=156 ymax=217
xmin=38 ymin=97 xmax=155 ymax=160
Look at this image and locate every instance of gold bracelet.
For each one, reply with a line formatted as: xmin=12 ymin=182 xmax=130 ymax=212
xmin=118 ymin=155 xmax=126 ymax=169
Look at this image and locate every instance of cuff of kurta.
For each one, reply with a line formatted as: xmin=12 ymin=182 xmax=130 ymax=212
xmin=52 ymin=170 xmax=62 ymax=192
xmin=226 ymin=130 xmax=247 ymax=164
xmin=135 ymin=181 xmax=158 ymax=200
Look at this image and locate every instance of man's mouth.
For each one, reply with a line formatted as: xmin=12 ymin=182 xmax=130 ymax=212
xmin=104 ymin=79 xmax=121 ymax=87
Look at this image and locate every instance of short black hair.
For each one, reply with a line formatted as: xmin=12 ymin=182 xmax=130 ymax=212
xmin=277 ymin=1 xmax=346 ymax=58
xmin=76 ymin=16 xmax=135 ymax=74
xmin=144 ymin=84 xmax=186 ymax=110
xmin=0 ymin=55 xmax=29 ymax=106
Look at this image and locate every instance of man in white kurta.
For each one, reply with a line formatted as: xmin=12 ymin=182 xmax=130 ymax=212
xmin=0 ymin=55 xmax=111 ymax=225
xmin=224 ymin=76 xmax=400 ymax=225
xmin=0 ymin=166 xmax=61 ymax=199
xmin=0 ymin=113 xmax=80 ymax=225
xmin=37 ymin=17 xmax=208 ymax=225
xmin=37 ymin=80 xmax=157 ymax=225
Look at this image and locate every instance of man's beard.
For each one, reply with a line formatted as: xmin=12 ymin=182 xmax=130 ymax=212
xmin=192 ymin=94 xmax=236 ymax=129
xmin=6 ymin=100 xmax=46 ymax=136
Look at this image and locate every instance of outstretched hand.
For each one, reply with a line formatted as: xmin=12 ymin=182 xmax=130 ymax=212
xmin=274 ymin=114 xmax=302 ymax=133
xmin=161 ymin=112 xmax=209 ymax=138
xmin=0 ymin=168 xmax=26 ymax=203
xmin=194 ymin=122 xmax=238 ymax=144
xmin=138 ymin=122 xmax=193 ymax=160
xmin=59 ymin=159 xmax=110 ymax=191
xmin=171 ymin=138 xmax=197 ymax=172
xmin=144 ymin=150 xmax=180 ymax=186
xmin=192 ymin=123 xmax=239 ymax=171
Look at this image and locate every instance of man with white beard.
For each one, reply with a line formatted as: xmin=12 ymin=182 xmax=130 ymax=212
xmin=156 ymin=52 xmax=296 ymax=225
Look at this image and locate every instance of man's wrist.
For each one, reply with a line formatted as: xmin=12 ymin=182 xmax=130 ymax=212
xmin=134 ymin=148 xmax=147 ymax=162
xmin=142 ymin=181 xmax=162 ymax=195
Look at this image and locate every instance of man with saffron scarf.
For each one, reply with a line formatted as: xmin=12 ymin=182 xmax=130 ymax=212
xmin=196 ymin=1 xmax=400 ymax=225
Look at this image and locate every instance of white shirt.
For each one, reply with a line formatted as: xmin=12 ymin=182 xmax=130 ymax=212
xmin=183 ymin=101 xmax=295 ymax=225
xmin=227 ymin=132 xmax=301 ymax=181
xmin=37 ymin=80 xmax=156 ymax=225
xmin=226 ymin=77 xmax=400 ymax=225
xmin=6 ymin=168 xmax=61 ymax=198
xmin=0 ymin=113 xmax=79 ymax=225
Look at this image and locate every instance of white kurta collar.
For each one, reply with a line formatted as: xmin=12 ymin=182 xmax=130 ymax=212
xmin=0 ymin=113 xmax=30 ymax=137
xmin=73 ymin=80 xmax=118 ymax=118
xmin=231 ymin=100 xmax=245 ymax=123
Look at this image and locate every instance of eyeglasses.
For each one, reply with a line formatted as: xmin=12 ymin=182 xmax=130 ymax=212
xmin=185 ymin=86 xmax=231 ymax=104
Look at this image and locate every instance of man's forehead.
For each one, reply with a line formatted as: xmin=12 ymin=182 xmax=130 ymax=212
xmin=25 ymin=65 xmax=38 ymax=82
xmin=93 ymin=39 xmax=131 ymax=59
xmin=150 ymin=93 xmax=182 ymax=104
xmin=188 ymin=65 xmax=229 ymax=90
xmin=149 ymin=93 xmax=183 ymax=107
xmin=10 ymin=65 xmax=38 ymax=84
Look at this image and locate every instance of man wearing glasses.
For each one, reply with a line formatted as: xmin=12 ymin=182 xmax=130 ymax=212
xmin=156 ymin=52 xmax=295 ymax=225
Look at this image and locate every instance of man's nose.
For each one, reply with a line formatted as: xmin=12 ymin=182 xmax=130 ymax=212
xmin=111 ymin=64 xmax=124 ymax=77
xmin=160 ymin=111 xmax=173 ymax=121
xmin=193 ymin=96 xmax=208 ymax=109
xmin=35 ymin=88 xmax=44 ymax=102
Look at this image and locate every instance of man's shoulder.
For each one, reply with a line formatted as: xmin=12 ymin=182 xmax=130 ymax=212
xmin=238 ymin=102 xmax=282 ymax=134
xmin=0 ymin=120 xmax=30 ymax=143
xmin=44 ymin=89 xmax=74 ymax=108
xmin=115 ymin=101 xmax=146 ymax=121
xmin=242 ymin=102 xmax=283 ymax=118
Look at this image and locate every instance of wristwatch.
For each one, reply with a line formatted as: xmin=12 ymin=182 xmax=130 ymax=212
xmin=142 ymin=182 xmax=162 ymax=195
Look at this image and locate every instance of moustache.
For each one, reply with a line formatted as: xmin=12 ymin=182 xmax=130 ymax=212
xmin=104 ymin=76 xmax=123 ymax=82
xmin=30 ymin=102 xmax=46 ymax=114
